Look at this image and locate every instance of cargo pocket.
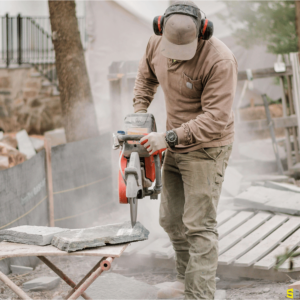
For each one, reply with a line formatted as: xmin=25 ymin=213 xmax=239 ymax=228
xmin=180 ymin=73 xmax=203 ymax=99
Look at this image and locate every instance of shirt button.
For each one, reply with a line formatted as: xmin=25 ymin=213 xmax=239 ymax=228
xmin=186 ymin=82 xmax=193 ymax=89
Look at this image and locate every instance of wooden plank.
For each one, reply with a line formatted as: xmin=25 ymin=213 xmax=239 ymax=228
xmin=254 ymin=229 xmax=300 ymax=270
xmin=218 ymin=211 xmax=255 ymax=239
xmin=219 ymin=212 xmax=271 ymax=255
xmin=238 ymin=65 xmax=293 ymax=81
xmin=218 ymin=215 xmax=288 ymax=265
xmin=0 ymin=242 xmax=128 ymax=258
xmin=235 ymin=186 xmax=300 ymax=215
xmin=44 ymin=138 xmax=54 ymax=227
xmin=234 ymin=217 xmax=300 ymax=267
xmin=217 ymin=210 xmax=238 ymax=227
xmin=279 ymin=255 xmax=300 ymax=272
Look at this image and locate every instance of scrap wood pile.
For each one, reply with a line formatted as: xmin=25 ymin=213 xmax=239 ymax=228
xmin=0 ymin=130 xmax=44 ymax=170
xmin=0 ymin=127 xmax=66 ymax=171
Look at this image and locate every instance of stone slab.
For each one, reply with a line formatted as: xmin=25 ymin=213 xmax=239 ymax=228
xmin=0 ymin=225 xmax=68 ymax=246
xmin=23 ymin=276 xmax=61 ymax=291
xmin=10 ymin=265 xmax=33 ymax=274
xmin=51 ymin=221 xmax=149 ymax=252
xmin=86 ymin=272 xmax=157 ymax=299
xmin=0 ymin=241 xmax=128 ymax=258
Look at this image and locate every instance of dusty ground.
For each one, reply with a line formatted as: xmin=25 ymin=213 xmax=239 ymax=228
xmin=0 ymin=254 xmax=296 ymax=300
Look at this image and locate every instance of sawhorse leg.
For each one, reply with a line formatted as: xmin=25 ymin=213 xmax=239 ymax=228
xmin=0 ymin=270 xmax=32 ymax=300
xmin=38 ymin=256 xmax=114 ymax=300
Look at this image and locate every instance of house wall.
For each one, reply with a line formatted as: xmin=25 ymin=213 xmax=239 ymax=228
xmin=85 ymin=1 xmax=168 ymax=133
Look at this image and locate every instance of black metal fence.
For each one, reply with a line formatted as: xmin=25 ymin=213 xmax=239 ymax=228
xmin=1 ymin=14 xmax=86 ymax=85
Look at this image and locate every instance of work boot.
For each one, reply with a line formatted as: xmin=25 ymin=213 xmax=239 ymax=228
xmin=157 ymin=281 xmax=185 ymax=299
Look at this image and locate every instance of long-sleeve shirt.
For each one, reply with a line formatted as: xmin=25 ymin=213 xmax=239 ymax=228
xmin=133 ymin=35 xmax=238 ymax=152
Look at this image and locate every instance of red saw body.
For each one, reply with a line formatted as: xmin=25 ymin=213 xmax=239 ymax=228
xmin=112 ymin=113 xmax=165 ymax=226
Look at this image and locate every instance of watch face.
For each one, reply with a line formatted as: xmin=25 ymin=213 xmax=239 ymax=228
xmin=168 ymin=131 xmax=176 ymax=142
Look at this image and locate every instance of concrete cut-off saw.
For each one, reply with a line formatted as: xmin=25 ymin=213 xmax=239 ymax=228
xmin=112 ymin=113 xmax=165 ymax=227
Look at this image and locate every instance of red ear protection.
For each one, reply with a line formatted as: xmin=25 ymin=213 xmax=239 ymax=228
xmin=153 ymin=15 xmax=165 ymax=36
xmin=199 ymin=19 xmax=214 ymax=40
xmin=153 ymin=12 xmax=213 ymax=41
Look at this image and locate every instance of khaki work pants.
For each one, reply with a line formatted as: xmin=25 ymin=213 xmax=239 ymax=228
xmin=159 ymin=145 xmax=232 ymax=299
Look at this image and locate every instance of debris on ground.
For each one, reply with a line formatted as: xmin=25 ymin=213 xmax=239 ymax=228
xmin=23 ymin=276 xmax=61 ymax=291
xmin=86 ymin=273 xmax=157 ymax=299
xmin=10 ymin=265 xmax=33 ymax=274
xmin=44 ymin=128 xmax=66 ymax=147
xmin=16 ymin=129 xmax=36 ymax=159
xmin=0 ymin=130 xmax=46 ymax=170
xmin=0 ymin=141 xmax=26 ymax=169
xmin=51 ymin=221 xmax=149 ymax=252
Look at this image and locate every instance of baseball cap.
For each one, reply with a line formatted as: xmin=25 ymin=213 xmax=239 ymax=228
xmin=161 ymin=1 xmax=201 ymax=60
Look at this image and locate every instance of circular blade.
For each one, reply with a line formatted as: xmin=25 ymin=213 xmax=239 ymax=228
xmin=129 ymin=197 xmax=138 ymax=227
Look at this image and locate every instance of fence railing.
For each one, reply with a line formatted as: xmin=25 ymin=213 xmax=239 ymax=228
xmin=1 ymin=14 xmax=86 ymax=86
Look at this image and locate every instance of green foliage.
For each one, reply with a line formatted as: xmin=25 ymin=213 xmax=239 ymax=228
xmin=218 ymin=1 xmax=298 ymax=54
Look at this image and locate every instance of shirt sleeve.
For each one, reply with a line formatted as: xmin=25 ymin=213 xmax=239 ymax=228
xmin=174 ymin=59 xmax=237 ymax=145
xmin=133 ymin=37 xmax=160 ymax=113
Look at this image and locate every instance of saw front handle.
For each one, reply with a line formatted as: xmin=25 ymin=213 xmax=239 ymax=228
xmin=114 ymin=133 xmax=163 ymax=199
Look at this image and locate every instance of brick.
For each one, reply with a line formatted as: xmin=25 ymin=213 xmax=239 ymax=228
xmin=0 ymin=77 xmax=10 ymax=88
xmin=26 ymin=81 xmax=39 ymax=89
xmin=23 ymin=90 xmax=37 ymax=99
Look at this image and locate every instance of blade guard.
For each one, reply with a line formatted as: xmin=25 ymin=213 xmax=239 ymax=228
xmin=118 ymin=133 xmax=165 ymax=204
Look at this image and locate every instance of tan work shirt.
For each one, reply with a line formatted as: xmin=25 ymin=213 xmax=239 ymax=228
xmin=133 ymin=35 xmax=238 ymax=152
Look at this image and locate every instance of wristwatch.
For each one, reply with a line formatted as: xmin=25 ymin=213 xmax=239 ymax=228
xmin=165 ymin=130 xmax=178 ymax=148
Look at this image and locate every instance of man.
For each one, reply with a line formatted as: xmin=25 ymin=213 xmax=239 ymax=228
xmin=133 ymin=1 xmax=237 ymax=299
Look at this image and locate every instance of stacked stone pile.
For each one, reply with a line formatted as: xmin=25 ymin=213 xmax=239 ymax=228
xmin=0 ymin=67 xmax=62 ymax=134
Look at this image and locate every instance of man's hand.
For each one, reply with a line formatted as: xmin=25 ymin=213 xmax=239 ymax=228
xmin=140 ymin=132 xmax=167 ymax=155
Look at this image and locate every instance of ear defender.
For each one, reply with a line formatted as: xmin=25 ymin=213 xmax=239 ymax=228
xmin=153 ymin=15 xmax=165 ymax=36
xmin=199 ymin=19 xmax=214 ymax=40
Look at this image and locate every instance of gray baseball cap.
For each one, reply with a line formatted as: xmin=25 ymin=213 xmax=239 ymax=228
xmin=161 ymin=1 xmax=200 ymax=60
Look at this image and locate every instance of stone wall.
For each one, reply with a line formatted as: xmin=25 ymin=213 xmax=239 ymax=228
xmin=0 ymin=67 xmax=62 ymax=134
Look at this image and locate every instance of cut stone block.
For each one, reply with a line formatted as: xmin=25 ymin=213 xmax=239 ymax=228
xmin=23 ymin=276 xmax=61 ymax=291
xmin=0 ymin=225 xmax=68 ymax=246
xmin=11 ymin=265 xmax=33 ymax=274
xmin=51 ymin=221 xmax=149 ymax=252
xmin=86 ymin=272 xmax=157 ymax=299
xmin=16 ymin=129 xmax=36 ymax=159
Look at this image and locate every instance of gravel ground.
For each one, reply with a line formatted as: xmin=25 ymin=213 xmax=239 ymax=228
xmin=0 ymin=254 xmax=297 ymax=300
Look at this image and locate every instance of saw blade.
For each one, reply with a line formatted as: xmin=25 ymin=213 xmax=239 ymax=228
xmin=129 ymin=197 xmax=138 ymax=227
